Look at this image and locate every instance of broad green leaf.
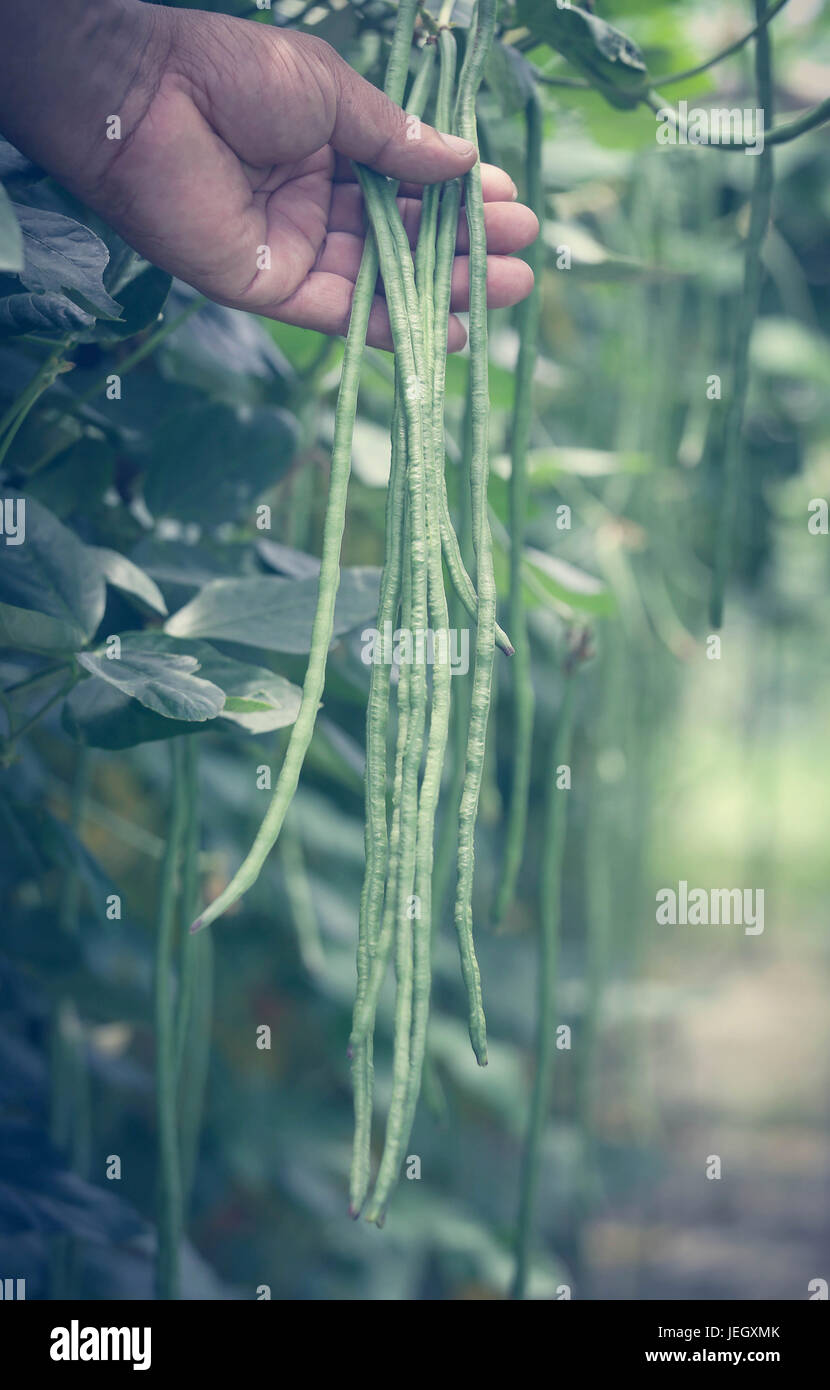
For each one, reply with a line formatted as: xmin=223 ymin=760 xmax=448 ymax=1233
xmin=493 ymin=446 xmax=650 ymax=483
xmin=105 ymin=264 xmax=171 ymax=341
xmin=544 ymin=220 xmax=661 ymax=280
xmin=485 ymin=42 xmax=537 ymax=116
xmin=0 ymin=186 xmax=23 ymax=274
xmin=751 ymin=316 xmax=830 ymax=386
xmin=14 ymin=206 xmax=122 ymax=319
xmin=518 ymin=0 xmax=647 ymax=108
xmin=524 ymin=546 xmax=613 ymax=615
xmin=0 ymin=289 xmax=94 ymax=336
xmin=0 ymin=602 xmax=89 ymax=654
xmin=76 ymin=648 xmax=225 ymax=722
xmin=162 ymin=293 xmax=293 ymax=392
xmin=24 ymin=438 xmax=113 ymax=517
xmin=159 ymin=639 xmax=302 ymax=733
xmin=0 ymin=495 xmax=105 ymax=651
xmin=142 ymin=401 xmax=297 ymax=525
xmin=257 ymin=539 xmax=321 ymax=580
xmin=64 ymin=633 xmax=301 ymax=746
xmin=0 ymin=136 xmax=42 ymax=183
xmin=164 ymin=568 xmax=381 ymax=654
xmin=92 ymin=547 xmax=168 ymax=616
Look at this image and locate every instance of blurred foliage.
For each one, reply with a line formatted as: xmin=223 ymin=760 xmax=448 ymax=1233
xmin=1 ymin=0 xmax=829 ymax=1300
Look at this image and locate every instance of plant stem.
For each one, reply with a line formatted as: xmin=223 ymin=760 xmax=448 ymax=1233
xmin=155 ymin=740 xmax=188 ymax=1300
xmin=72 ymin=296 xmax=207 ymax=411
xmin=511 ymin=671 xmax=576 ymax=1301
xmin=0 ymin=340 xmax=71 ymax=467
xmin=492 ymin=88 xmax=542 ymax=926
xmin=710 ymin=0 xmax=774 ymax=627
xmin=651 ymin=0 xmax=790 ymax=87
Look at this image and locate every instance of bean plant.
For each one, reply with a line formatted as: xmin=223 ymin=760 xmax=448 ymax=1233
xmin=1 ymin=0 xmax=828 ymax=1302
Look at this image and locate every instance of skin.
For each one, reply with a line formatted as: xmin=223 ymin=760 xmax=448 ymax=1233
xmin=0 ymin=0 xmax=537 ymax=349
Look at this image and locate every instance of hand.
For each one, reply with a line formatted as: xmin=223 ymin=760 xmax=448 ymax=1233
xmin=0 ymin=2 xmax=538 ymax=350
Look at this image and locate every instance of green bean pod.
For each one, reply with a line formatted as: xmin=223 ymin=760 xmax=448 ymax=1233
xmin=451 ymin=0 xmax=500 ymax=1066
xmin=349 ymin=393 xmax=408 ymax=1217
xmin=492 ymin=89 xmax=543 ymax=925
xmin=192 ymin=0 xmax=423 ymax=936
xmin=356 ymin=171 xmax=432 ymax=1223
xmin=362 ymin=41 xmax=459 ymax=1213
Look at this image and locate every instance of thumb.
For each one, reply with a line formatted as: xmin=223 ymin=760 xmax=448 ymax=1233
xmin=323 ymin=43 xmax=477 ymax=182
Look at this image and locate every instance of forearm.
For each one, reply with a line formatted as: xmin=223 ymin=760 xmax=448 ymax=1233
xmin=0 ymin=0 xmax=162 ymax=194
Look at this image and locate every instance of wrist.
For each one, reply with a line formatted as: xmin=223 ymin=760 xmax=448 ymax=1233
xmin=0 ymin=0 xmax=168 ymax=198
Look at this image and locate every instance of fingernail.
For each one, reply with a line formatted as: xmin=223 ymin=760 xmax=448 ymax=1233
xmin=510 ymin=180 xmax=519 ymax=201
xmin=439 ymin=132 xmax=476 ymax=159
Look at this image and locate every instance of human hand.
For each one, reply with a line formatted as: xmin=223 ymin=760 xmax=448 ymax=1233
xmin=0 ymin=2 xmax=538 ymax=350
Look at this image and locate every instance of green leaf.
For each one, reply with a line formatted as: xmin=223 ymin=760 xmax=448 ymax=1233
xmin=518 ymin=0 xmax=647 ymax=108
xmin=751 ymin=316 xmax=830 ymax=386
xmin=92 ymin=547 xmax=168 ymax=617
xmin=524 ymin=547 xmax=613 ymax=615
xmin=24 ymin=437 xmax=113 ymax=517
xmin=142 ymin=402 xmax=297 ymax=525
xmin=187 ymin=647 xmax=301 ymax=739
xmin=63 ymin=674 xmax=179 ymax=749
xmin=257 ymin=539 xmax=321 ymax=580
xmin=158 ymin=638 xmax=301 ymax=733
xmin=76 ymin=646 xmax=225 ymax=722
xmin=0 ymin=289 xmax=94 ymax=336
xmin=13 ymin=205 xmax=122 ymax=319
xmin=485 ymin=42 xmax=537 ymax=116
xmin=105 ymin=264 xmax=171 ymax=341
xmin=164 ymin=568 xmax=381 ymax=654
xmin=64 ymin=633 xmax=301 ymax=746
xmin=0 ymin=186 xmax=23 ymax=274
xmin=543 ymin=220 xmax=663 ymax=280
xmin=0 ymin=495 xmax=106 ymax=651
xmin=493 ymin=446 xmax=651 ymax=483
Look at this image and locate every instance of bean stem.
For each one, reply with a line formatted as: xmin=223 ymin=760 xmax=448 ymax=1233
xmin=155 ymin=740 xmax=188 ymax=1300
xmin=492 ymin=88 xmax=543 ymax=926
xmin=709 ymin=0 xmax=774 ymax=628
xmin=511 ymin=672 xmax=576 ymax=1301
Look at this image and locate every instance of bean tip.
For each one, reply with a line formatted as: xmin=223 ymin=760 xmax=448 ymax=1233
xmin=189 ymin=917 xmax=203 ymax=935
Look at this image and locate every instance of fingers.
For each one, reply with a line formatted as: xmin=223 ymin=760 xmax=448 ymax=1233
xmin=331 ymin=159 xmax=517 ymax=201
xmin=260 ymin=254 xmax=533 ymax=350
xmin=314 ymin=37 xmax=479 ymax=182
xmin=449 ymin=255 xmax=534 ymax=312
xmin=326 ymin=187 xmax=538 ymax=257
xmin=396 ymin=163 xmax=519 ymax=203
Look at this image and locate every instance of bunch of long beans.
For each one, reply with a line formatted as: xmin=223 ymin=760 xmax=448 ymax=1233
xmin=191 ymin=0 xmax=504 ymax=1221
xmin=350 ymin=0 xmax=502 ymax=1225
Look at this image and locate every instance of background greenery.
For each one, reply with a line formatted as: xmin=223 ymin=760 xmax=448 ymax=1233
xmin=1 ymin=0 xmax=829 ymax=1300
